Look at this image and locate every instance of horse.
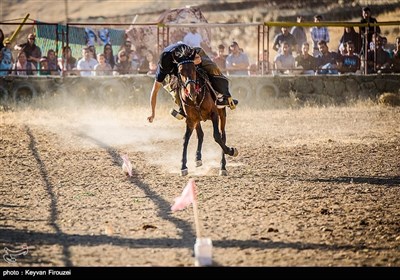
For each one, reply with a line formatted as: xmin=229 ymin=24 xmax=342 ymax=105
xmin=172 ymin=46 xmax=238 ymax=176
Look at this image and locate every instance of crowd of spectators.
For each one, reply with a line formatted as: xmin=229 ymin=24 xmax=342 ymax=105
xmin=0 ymin=6 xmax=399 ymax=77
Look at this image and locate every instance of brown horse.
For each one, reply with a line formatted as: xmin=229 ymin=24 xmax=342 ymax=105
xmin=172 ymin=46 xmax=238 ymax=176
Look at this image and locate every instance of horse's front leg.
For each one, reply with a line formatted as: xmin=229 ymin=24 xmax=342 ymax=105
xmin=219 ymin=129 xmax=227 ymax=176
xmin=181 ymin=124 xmax=194 ymax=176
xmin=195 ymin=124 xmax=204 ymax=167
xmin=211 ymin=112 xmax=237 ymax=157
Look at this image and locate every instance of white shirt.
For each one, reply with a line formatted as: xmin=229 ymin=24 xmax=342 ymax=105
xmin=183 ymin=32 xmax=202 ymax=48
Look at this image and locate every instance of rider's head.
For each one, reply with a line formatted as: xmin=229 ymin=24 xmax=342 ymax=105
xmin=173 ymin=44 xmax=196 ymax=65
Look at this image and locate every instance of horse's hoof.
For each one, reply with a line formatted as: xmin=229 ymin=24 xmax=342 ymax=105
xmin=195 ymin=160 xmax=202 ymax=167
xmin=219 ymin=170 xmax=228 ymax=176
xmin=231 ymin=148 xmax=238 ymax=157
xmin=181 ymin=169 xmax=188 ymax=176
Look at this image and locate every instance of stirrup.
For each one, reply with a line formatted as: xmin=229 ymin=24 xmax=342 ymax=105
xmin=170 ymin=108 xmax=185 ymax=120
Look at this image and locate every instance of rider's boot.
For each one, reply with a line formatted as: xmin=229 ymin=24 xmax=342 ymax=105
xmin=170 ymin=95 xmax=186 ymax=120
xmin=216 ymin=94 xmax=238 ymax=110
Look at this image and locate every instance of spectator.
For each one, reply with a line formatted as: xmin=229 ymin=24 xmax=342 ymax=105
xmin=295 ymin=42 xmax=316 ymax=75
xmin=76 ymin=46 xmax=97 ymax=76
xmin=113 ymin=50 xmax=133 ymax=76
xmin=273 ymin=26 xmax=297 ymax=54
xmin=0 ymin=50 xmax=10 ymax=76
xmin=1 ymin=38 xmax=14 ymax=74
xmin=315 ymin=40 xmax=342 ymax=75
xmin=14 ymin=33 xmax=42 ymax=67
xmin=339 ymin=27 xmax=361 ymax=54
xmin=273 ymin=41 xmax=295 ymax=74
xmin=94 ymin=53 xmax=112 ymax=76
xmin=38 ymin=57 xmax=51 ymax=76
xmin=291 ymin=16 xmax=307 ymax=54
xmin=103 ymin=43 xmax=115 ymax=69
xmin=11 ymin=51 xmax=36 ymax=76
xmin=0 ymin=29 xmax=5 ymax=51
xmin=340 ymin=41 xmax=361 ymax=74
xmin=310 ymin=15 xmax=330 ymax=57
xmin=212 ymin=44 xmax=227 ymax=74
xmin=183 ymin=26 xmax=203 ymax=48
xmin=366 ymin=35 xmax=391 ymax=74
xmin=391 ymin=37 xmax=400 ymax=73
xmin=225 ymin=41 xmax=249 ymax=75
xmin=58 ymin=46 xmax=77 ymax=75
xmin=46 ymin=49 xmax=60 ymax=75
xmin=115 ymin=39 xmax=132 ymax=63
xmin=360 ymin=6 xmax=381 ymax=54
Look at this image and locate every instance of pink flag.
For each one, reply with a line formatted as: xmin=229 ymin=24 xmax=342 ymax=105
xmin=121 ymin=154 xmax=132 ymax=177
xmin=171 ymin=179 xmax=196 ymax=211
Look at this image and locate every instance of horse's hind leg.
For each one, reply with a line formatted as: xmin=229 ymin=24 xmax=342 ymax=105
xmin=195 ymin=124 xmax=204 ymax=167
xmin=181 ymin=124 xmax=194 ymax=176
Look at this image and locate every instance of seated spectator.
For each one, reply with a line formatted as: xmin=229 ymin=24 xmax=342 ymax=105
xmin=113 ymin=50 xmax=133 ymax=76
xmin=273 ymin=41 xmax=295 ymax=74
xmin=38 ymin=57 xmax=51 ymax=76
xmin=315 ymin=40 xmax=342 ymax=75
xmin=295 ymin=42 xmax=316 ymax=74
xmin=46 ymin=49 xmax=60 ymax=75
xmin=340 ymin=41 xmax=361 ymax=74
xmin=103 ymin=43 xmax=115 ymax=69
xmin=225 ymin=41 xmax=249 ymax=75
xmin=76 ymin=46 xmax=97 ymax=76
xmin=94 ymin=53 xmax=112 ymax=76
xmin=58 ymin=46 xmax=77 ymax=75
xmin=11 ymin=51 xmax=36 ymax=76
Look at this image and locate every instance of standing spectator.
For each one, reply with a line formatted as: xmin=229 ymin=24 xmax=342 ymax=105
xmin=315 ymin=40 xmax=342 ymax=75
xmin=291 ymin=16 xmax=307 ymax=54
xmin=14 ymin=33 xmax=42 ymax=68
xmin=183 ymin=26 xmax=203 ymax=48
xmin=103 ymin=43 xmax=115 ymax=69
xmin=273 ymin=26 xmax=297 ymax=54
xmin=0 ymin=50 xmax=10 ymax=76
xmin=94 ymin=53 xmax=112 ymax=76
xmin=76 ymin=46 xmax=97 ymax=76
xmin=1 ymin=38 xmax=14 ymax=73
xmin=273 ymin=41 xmax=295 ymax=74
xmin=360 ymin=6 xmax=381 ymax=55
xmin=0 ymin=29 xmax=5 ymax=51
xmin=391 ymin=37 xmax=400 ymax=73
xmin=212 ymin=44 xmax=227 ymax=74
xmin=11 ymin=51 xmax=36 ymax=76
xmin=58 ymin=46 xmax=77 ymax=75
xmin=339 ymin=27 xmax=361 ymax=55
xmin=225 ymin=41 xmax=249 ymax=76
xmin=295 ymin=42 xmax=316 ymax=74
xmin=366 ymin=35 xmax=391 ymax=74
xmin=340 ymin=41 xmax=361 ymax=74
xmin=310 ymin=15 xmax=330 ymax=57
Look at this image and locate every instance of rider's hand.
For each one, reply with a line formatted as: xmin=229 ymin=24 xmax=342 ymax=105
xmin=147 ymin=115 xmax=154 ymax=123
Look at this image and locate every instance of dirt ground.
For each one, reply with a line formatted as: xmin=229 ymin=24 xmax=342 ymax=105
xmin=0 ymin=99 xmax=399 ymax=269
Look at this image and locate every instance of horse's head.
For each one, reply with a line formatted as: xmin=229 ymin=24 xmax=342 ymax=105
xmin=173 ymin=45 xmax=199 ymax=103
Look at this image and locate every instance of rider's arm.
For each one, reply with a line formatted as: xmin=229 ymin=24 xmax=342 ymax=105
xmin=147 ymin=80 xmax=163 ymax=123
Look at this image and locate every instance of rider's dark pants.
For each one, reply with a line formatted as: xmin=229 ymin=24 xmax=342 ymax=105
xmin=208 ymin=74 xmax=232 ymax=98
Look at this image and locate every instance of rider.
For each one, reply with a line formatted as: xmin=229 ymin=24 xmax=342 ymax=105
xmin=147 ymin=42 xmax=238 ymax=123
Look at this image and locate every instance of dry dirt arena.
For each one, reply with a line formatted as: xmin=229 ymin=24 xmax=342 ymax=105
xmin=0 ymin=97 xmax=399 ymax=269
